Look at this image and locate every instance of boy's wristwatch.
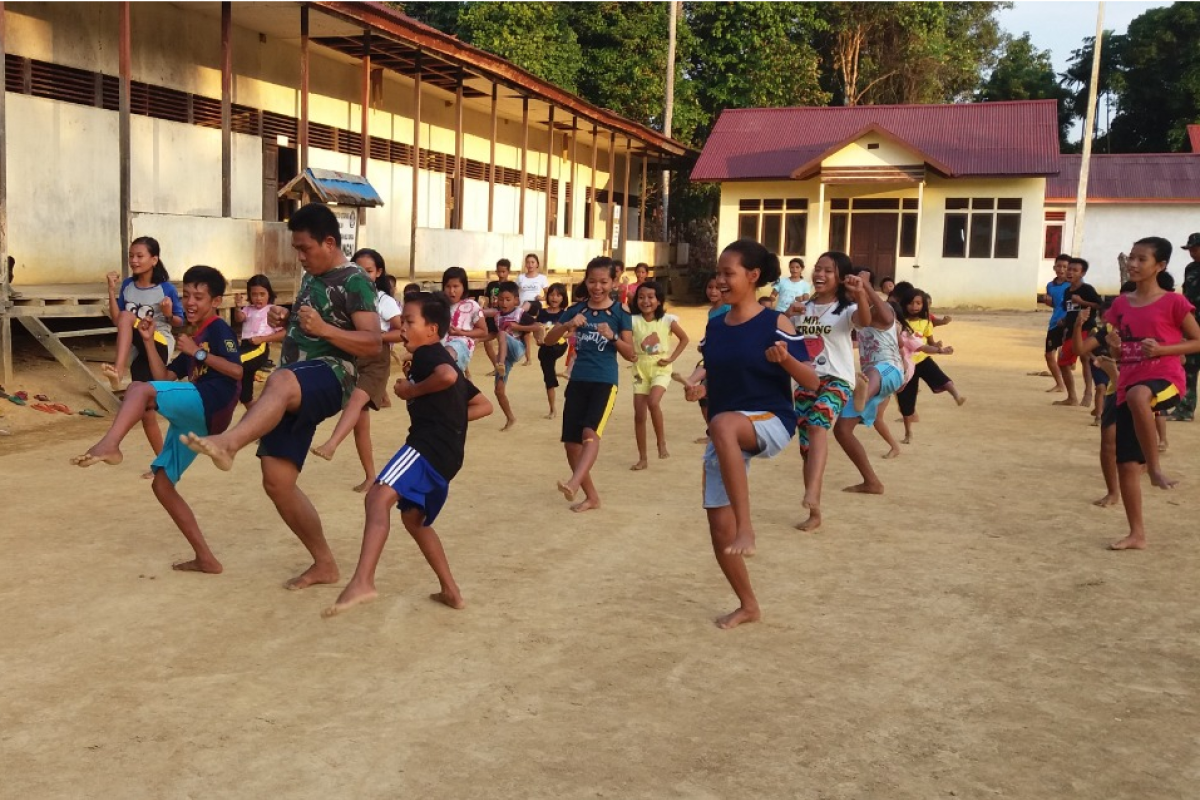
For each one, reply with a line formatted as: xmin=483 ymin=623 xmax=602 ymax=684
xmin=194 ymin=349 xmax=208 ymax=363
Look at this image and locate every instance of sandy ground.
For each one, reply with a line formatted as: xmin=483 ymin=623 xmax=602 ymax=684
xmin=2 ymin=306 xmax=1198 ymax=800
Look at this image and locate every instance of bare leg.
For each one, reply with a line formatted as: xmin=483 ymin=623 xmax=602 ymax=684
xmin=1095 ymin=423 xmax=1120 ymax=507
xmin=834 ymin=416 xmax=884 ymax=494
xmin=1081 ymin=353 xmax=1094 ymax=408
xmin=402 ymin=507 xmax=465 ymax=609
xmin=310 ymin=388 xmax=370 ymax=461
xmin=351 ymin=410 xmax=375 ymax=492
xmin=944 ymin=381 xmax=966 ymax=406
xmin=631 ymin=394 xmax=649 ymax=470
xmin=483 ymin=334 xmax=498 ymax=374
xmin=106 ymin=311 xmax=136 ymax=387
xmin=1045 ymin=348 xmax=1065 ymax=392
xmin=151 ymin=470 xmax=222 ymax=573
xmin=1156 ymin=414 xmax=1168 ymax=452
xmin=495 ymin=381 xmax=516 ymax=431
xmin=261 ymin=455 xmax=339 ymax=589
xmin=648 ymin=385 xmax=669 ymax=459
xmin=901 ymin=415 xmax=915 ymax=444
xmin=1055 ymin=364 xmax=1079 ymax=406
xmin=71 ymin=381 xmax=158 ymax=466
xmin=710 ymin=411 xmax=765 ymax=554
xmin=545 ymin=387 xmax=557 ymax=419
xmin=323 ymin=483 xmax=394 ymax=616
xmin=853 ymin=367 xmax=881 ymax=413
xmin=559 ymin=438 xmax=601 ymax=512
xmin=873 ymin=397 xmax=902 ymax=458
xmin=142 ymin=409 xmax=164 ymax=455
xmin=707 ymin=505 xmax=760 ymax=629
xmin=1111 ymin=461 xmax=1147 ymax=550
xmin=797 ymin=425 xmax=828 ymax=531
xmin=523 ymin=332 xmax=533 ymax=365
xmin=1128 ymin=386 xmax=1174 ymax=488
xmin=184 ymin=367 xmax=303 ymax=471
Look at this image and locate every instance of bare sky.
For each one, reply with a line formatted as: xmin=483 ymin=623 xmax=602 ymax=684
xmin=996 ymin=1 xmax=1169 ymax=76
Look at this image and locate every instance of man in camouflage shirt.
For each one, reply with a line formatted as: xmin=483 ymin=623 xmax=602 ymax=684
xmin=1170 ymin=233 xmax=1200 ymax=421
xmin=186 ymin=203 xmax=381 ymax=589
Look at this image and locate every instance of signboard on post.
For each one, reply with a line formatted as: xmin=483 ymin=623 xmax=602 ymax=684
xmin=334 ymin=207 xmax=358 ymax=261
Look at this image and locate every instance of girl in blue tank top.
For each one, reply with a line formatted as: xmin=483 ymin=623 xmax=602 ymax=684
xmin=683 ymin=240 xmax=817 ymax=630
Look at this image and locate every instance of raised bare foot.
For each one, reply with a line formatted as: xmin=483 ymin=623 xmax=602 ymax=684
xmin=1109 ymin=534 xmax=1146 ymax=551
xmin=352 ymin=478 xmax=373 ymax=493
xmin=70 ymin=447 xmax=123 ymax=467
xmin=795 ymin=510 xmax=822 ymax=533
xmin=140 ymin=470 xmax=155 ymax=480
xmin=285 ymin=563 xmax=340 ymax=591
xmin=715 ymin=606 xmax=761 ymax=630
xmin=309 ymin=444 xmax=335 ymax=461
xmin=882 ymin=447 xmax=901 ymax=459
xmin=853 ymin=371 xmax=870 ymax=413
xmin=101 ymin=363 xmax=123 ymax=390
xmin=501 ymin=418 xmax=516 ymax=431
xmin=570 ymin=497 xmax=601 ymax=513
xmin=1093 ymin=493 xmax=1120 ymax=507
xmin=658 ymin=447 xmax=670 ymax=460
xmin=181 ymin=432 xmax=235 ymax=471
xmin=724 ymin=532 xmax=756 ymax=556
xmin=429 ymin=590 xmax=466 ymax=609
xmin=955 ymin=396 xmax=967 ymax=407
xmin=557 ymin=480 xmax=578 ymax=501
xmin=842 ymin=482 xmax=884 ymax=495
xmin=172 ymin=557 xmax=223 ymax=574
xmin=630 ymin=459 xmax=648 ymax=471
xmin=1149 ymin=470 xmax=1178 ymax=490
xmin=321 ymin=583 xmax=377 ymax=617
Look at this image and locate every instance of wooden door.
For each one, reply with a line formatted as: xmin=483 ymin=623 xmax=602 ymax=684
xmin=262 ymin=141 xmax=279 ymax=222
xmin=849 ymin=213 xmax=899 ymax=281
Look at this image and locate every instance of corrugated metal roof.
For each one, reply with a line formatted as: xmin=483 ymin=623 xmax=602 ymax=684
xmin=279 ymin=168 xmax=385 ymax=207
xmin=691 ymin=100 xmax=1061 ymax=181
xmin=1046 ymin=154 xmax=1200 ymax=200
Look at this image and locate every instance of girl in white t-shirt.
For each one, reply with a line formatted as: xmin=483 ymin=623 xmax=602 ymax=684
xmin=516 ymin=253 xmax=548 ymax=366
xmin=310 ymin=249 xmax=404 ymax=492
xmin=790 ymin=251 xmax=871 ymax=532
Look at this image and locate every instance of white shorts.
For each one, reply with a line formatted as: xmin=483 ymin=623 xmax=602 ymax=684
xmin=702 ymin=411 xmax=792 ymax=509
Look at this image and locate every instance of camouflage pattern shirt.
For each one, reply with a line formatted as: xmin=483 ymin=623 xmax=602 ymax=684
xmin=282 ymin=264 xmax=379 ymax=403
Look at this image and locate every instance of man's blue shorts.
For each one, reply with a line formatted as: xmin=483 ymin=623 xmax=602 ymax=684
xmin=257 ymin=361 xmax=344 ymax=470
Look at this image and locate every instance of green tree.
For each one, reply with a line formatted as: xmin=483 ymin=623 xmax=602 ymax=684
xmin=979 ymin=33 xmax=1073 ymax=147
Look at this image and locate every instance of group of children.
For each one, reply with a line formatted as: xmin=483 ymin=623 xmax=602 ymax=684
xmin=1041 ymin=238 xmax=1200 ymax=551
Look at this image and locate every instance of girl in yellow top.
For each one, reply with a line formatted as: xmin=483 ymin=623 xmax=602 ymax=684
xmin=895 ymin=287 xmax=966 ymax=443
xmin=630 ymin=281 xmax=689 ymax=470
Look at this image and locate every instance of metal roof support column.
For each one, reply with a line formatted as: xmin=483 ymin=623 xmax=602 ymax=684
xmin=568 ymin=116 xmax=578 ymax=238
xmin=620 ymin=137 xmax=632 ymax=257
xmin=639 ymin=153 xmax=647 ymax=242
xmin=487 ymin=82 xmax=496 ymax=233
xmin=119 ymin=1 xmax=131 ymax=276
xmin=543 ymin=106 xmax=554 ymax=269
xmin=519 ymin=97 xmax=528 ymax=237
xmin=299 ymin=6 xmax=309 ymax=174
xmin=220 ymin=1 xmax=232 ymax=218
xmin=453 ymin=69 xmax=464 ymax=230
xmin=605 ymin=130 xmax=616 ymax=255
xmin=360 ymin=30 xmax=370 ymax=179
xmin=0 ymin=0 xmax=10 ymax=386
xmin=409 ymin=53 xmax=422 ymax=278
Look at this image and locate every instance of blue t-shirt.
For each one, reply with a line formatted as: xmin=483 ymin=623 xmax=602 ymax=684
xmin=708 ymin=304 xmax=732 ymax=320
xmin=562 ymin=300 xmax=632 ymax=386
xmin=700 ymin=307 xmax=809 ymax=437
xmin=166 ymin=316 xmax=242 ymax=435
xmin=1046 ymin=280 xmax=1069 ymax=328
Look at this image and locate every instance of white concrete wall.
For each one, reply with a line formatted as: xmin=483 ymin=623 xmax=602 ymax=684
xmin=548 ymin=236 xmax=608 ymax=272
xmin=132 ymin=213 xmax=293 ymax=282
xmin=620 ymin=241 xmax=671 ymax=269
xmin=413 ymin=228 xmax=528 ymax=277
xmin=823 ymin=137 xmax=925 ymax=169
xmin=1042 ymin=203 xmax=1197 ymax=295
xmin=5 ymin=1 xmax=629 ymax=283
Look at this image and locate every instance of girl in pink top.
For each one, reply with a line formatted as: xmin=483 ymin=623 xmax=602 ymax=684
xmin=1103 ymin=236 xmax=1200 ymax=550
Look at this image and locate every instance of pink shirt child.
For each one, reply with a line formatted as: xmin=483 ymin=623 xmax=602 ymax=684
xmin=1106 ymin=292 xmax=1196 ymax=404
xmin=239 ymin=305 xmax=276 ymax=341
xmin=448 ymin=298 xmax=483 ymax=354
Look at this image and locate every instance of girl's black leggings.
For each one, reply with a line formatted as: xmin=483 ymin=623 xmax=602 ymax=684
xmin=539 ymin=342 xmax=568 ymax=389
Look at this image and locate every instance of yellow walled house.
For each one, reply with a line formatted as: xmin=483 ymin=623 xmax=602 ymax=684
xmin=2 ymin=1 xmax=693 ymax=288
xmin=692 ymin=101 xmax=1061 ymax=309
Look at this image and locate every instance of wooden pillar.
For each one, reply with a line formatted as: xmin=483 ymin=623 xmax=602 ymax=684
xmin=119 ymin=1 xmax=132 ymax=276
xmin=621 ymin=137 xmax=632 ymax=254
xmin=299 ymin=5 xmax=309 ymax=173
xmin=543 ymin=106 xmax=554 ymax=269
xmin=487 ymin=82 xmax=497 ymax=233
xmin=639 ymin=153 xmax=647 ymax=242
xmin=220 ymin=1 xmax=232 ymax=218
xmin=588 ymin=124 xmax=598 ymax=240
xmin=453 ymin=69 xmax=464 ymax=230
xmin=605 ymin=130 xmax=616 ymax=254
xmin=0 ymin=0 xmax=10 ymax=386
xmin=409 ymin=53 xmax=422 ymax=278
xmin=360 ymin=30 xmax=370 ymax=178
xmin=518 ymin=97 xmax=528 ymax=236
xmin=568 ymin=116 xmax=578 ymax=238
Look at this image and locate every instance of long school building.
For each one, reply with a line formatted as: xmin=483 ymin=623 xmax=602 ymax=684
xmin=2 ymin=1 xmax=692 ymax=288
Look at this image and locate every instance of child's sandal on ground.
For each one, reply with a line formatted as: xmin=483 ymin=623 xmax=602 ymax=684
xmin=30 ymin=403 xmax=56 ymax=414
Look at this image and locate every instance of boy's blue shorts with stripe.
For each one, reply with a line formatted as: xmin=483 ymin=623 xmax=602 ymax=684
xmin=376 ymin=445 xmax=450 ymax=526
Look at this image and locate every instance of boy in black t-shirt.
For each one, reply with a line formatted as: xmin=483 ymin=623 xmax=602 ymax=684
xmin=481 ymin=258 xmax=512 ymax=373
xmin=324 ymin=291 xmax=493 ymax=618
xmin=71 ymin=266 xmax=243 ymax=574
xmin=1054 ymin=257 xmax=1102 ymax=409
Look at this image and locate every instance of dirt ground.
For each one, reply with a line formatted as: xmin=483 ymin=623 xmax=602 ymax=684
xmin=2 ymin=306 xmax=1198 ymax=800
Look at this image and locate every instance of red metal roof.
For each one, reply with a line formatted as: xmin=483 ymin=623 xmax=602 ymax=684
xmin=691 ymin=100 xmax=1061 ymax=181
xmin=1046 ymin=154 xmax=1200 ymax=201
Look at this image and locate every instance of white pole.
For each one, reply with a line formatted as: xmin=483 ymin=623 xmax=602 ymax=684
xmin=660 ymin=0 xmax=677 ymax=245
xmin=1072 ymin=1 xmax=1105 ymax=256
